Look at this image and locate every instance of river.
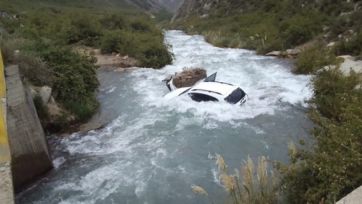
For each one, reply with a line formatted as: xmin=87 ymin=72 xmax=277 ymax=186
xmin=17 ymin=30 xmax=313 ymax=204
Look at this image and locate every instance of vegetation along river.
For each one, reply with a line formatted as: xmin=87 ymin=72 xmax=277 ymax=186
xmin=17 ymin=30 xmax=313 ymax=204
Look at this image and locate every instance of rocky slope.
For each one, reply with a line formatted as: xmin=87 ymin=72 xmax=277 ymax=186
xmin=156 ymin=0 xmax=184 ymax=12
xmin=125 ymin=0 xmax=184 ymax=12
xmin=173 ymin=0 xmax=217 ymax=19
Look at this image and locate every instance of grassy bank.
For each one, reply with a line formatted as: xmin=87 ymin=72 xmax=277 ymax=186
xmin=279 ymin=68 xmax=362 ymax=203
xmin=172 ymin=0 xmax=362 ymax=57
xmin=0 ymin=0 xmax=172 ymax=132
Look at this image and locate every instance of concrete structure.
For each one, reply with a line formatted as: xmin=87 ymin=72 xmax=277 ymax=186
xmin=5 ymin=65 xmax=53 ymax=192
xmin=337 ymin=186 xmax=362 ymax=204
xmin=0 ymin=52 xmax=14 ymax=204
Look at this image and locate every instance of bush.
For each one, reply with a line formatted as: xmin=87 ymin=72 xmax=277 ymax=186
xmin=64 ymin=14 xmax=102 ymax=46
xmin=280 ymin=13 xmax=325 ymax=47
xmin=294 ymin=44 xmax=338 ymax=74
xmin=100 ymin=14 xmax=126 ymax=30
xmin=101 ymin=30 xmax=172 ymax=68
xmin=100 ymin=31 xmax=124 ymax=54
xmin=130 ymin=19 xmax=152 ymax=32
xmin=280 ymin=70 xmax=362 ymax=203
xmin=312 ymin=69 xmax=361 ymax=121
xmin=39 ymin=47 xmax=99 ymax=121
xmin=138 ymin=43 xmax=173 ymax=68
xmin=336 ymin=31 xmax=362 ymax=58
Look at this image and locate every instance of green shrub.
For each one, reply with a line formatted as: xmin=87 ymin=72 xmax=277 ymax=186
xmin=64 ymin=14 xmax=102 ymax=46
xmin=101 ymin=30 xmax=172 ymax=68
xmin=130 ymin=19 xmax=152 ymax=32
xmin=39 ymin=47 xmax=99 ymax=121
xmin=280 ymin=70 xmax=362 ymax=203
xmin=100 ymin=14 xmax=126 ymax=30
xmin=280 ymin=13 xmax=325 ymax=47
xmin=100 ymin=30 xmax=124 ymax=54
xmin=100 ymin=30 xmax=137 ymax=55
xmin=294 ymin=44 xmax=338 ymax=74
xmin=336 ymin=31 xmax=362 ymax=58
xmin=138 ymin=43 xmax=173 ymax=68
xmin=312 ymin=69 xmax=361 ymax=121
xmin=17 ymin=54 xmax=54 ymax=86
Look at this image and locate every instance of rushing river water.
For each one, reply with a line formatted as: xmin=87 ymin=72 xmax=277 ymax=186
xmin=17 ymin=31 xmax=313 ymax=204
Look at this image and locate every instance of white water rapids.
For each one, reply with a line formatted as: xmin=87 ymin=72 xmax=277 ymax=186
xmin=17 ymin=31 xmax=313 ymax=204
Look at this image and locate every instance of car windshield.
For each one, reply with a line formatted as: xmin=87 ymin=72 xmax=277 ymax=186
xmin=224 ymin=88 xmax=246 ymax=104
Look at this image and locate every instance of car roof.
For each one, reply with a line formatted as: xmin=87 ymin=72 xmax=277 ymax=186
xmin=189 ymin=81 xmax=238 ymax=96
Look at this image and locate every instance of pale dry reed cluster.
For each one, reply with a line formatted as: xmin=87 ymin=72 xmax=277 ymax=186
xmin=192 ymin=155 xmax=279 ymax=204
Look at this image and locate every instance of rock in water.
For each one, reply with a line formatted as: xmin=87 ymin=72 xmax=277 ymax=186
xmin=172 ymin=68 xmax=207 ymax=88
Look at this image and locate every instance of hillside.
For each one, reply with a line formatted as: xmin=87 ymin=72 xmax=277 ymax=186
xmin=173 ymin=0 xmax=362 ymax=57
xmin=156 ymin=0 xmax=184 ymax=12
xmin=0 ymin=0 xmax=182 ymax=13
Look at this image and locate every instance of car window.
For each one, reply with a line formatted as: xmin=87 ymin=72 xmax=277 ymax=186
xmin=225 ymin=88 xmax=246 ymax=104
xmin=188 ymin=93 xmax=219 ymax=102
xmin=204 ymin=72 xmax=217 ymax=82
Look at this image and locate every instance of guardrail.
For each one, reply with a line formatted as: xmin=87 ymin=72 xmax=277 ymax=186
xmin=0 ymin=50 xmax=14 ymax=204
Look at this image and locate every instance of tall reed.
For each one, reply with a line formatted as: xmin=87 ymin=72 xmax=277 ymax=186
xmin=192 ymin=155 xmax=279 ymax=204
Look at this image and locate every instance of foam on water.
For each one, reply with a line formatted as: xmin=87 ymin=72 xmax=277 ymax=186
xmin=129 ymin=30 xmax=312 ymax=122
xmin=17 ymin=31 xmax=313 ymax=204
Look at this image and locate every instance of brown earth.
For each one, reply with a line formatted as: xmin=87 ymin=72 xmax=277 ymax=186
xmin=74 ymin=47 xmax=139 ymax=68
xmin=172 ymin=68 xmax=207 ymax=88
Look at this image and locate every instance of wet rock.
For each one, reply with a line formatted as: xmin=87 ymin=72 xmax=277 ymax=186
xmin=286 ymin=48 xmax=301 ymax=56
xmin=265 ymin=51 xmax=282 ymax=56
xmin=39 ymin=86 xmax=52 ymax=104
xmin=338 ymin=55 xmax=362 ymax=75
xmin=327 ymin=42 xmax=336 ymax=47
xmin=323 ymin=55 xmax=362 ymax=77
xmin=172 ymin=68 xmax=207 ymax=88
xmin=266 ymin=48 xmax=301 ymax=58
xmin=47 ymin=96 xmax=62 ymax=117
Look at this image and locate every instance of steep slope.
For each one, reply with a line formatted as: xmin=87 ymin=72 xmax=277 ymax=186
xmin=173 ymin=0 xmax=217 ymax=19
xmin=156 ymin=0 xmax=184 ymax=12
xmin=0 ymin=0 xmax=175 ymax=13
xmin=173 ymin=0 xmax=362 ymax=55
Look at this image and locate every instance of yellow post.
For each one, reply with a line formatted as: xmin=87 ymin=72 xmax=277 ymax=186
xmin=0 ymin=50 xmax=10 ymax=162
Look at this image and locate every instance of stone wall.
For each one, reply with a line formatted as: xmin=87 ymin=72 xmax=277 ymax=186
xmin=5 ymin=65 xmax=53 ymax=191
xmin=337 ymin=186 xmax=362 ymax=204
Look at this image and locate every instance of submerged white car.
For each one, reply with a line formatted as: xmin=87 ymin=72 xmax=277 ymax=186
xmin=164 ymin=73 xmax=247 ymax=105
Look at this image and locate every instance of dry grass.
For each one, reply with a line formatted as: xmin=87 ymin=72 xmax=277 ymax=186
xmin=192 ymin=155 xmax=279 ymax=204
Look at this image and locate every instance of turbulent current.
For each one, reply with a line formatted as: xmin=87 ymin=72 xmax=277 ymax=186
xmin=17 ymin=31 xmax=313 ymax=204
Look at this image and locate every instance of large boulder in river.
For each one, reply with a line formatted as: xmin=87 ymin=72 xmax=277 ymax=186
xmin=172 ymin=68 xmax=207 ymax=88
